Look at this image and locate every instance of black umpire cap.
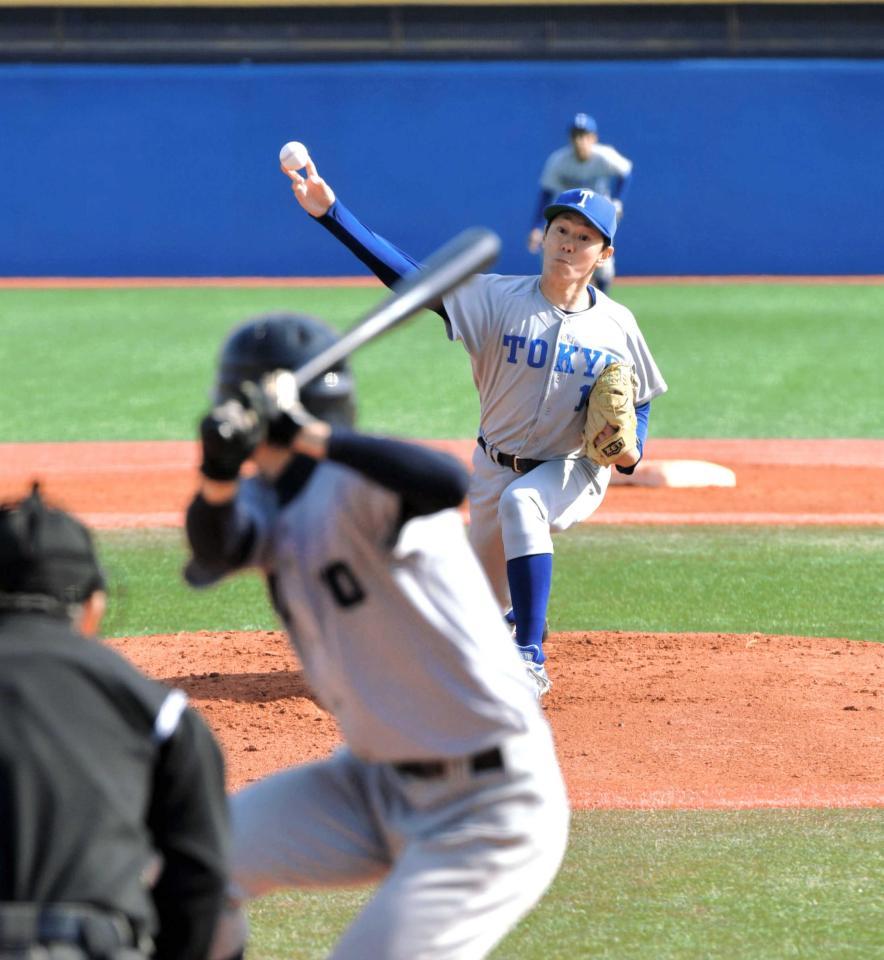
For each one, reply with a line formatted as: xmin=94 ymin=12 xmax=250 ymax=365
xmin=0 ymin=483 xmax=106 ymax=614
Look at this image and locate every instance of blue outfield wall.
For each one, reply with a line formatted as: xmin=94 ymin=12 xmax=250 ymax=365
xmin=1 ymin=59 xmax=881 ymax=277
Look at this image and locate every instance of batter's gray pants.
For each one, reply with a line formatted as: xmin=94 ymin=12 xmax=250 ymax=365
xmin=230 ymin=723 xmax=569 ymax=959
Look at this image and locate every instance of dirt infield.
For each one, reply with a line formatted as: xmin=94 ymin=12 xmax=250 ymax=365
xmin=107 ymin=628 xmax=883 ymax=810
xmin=4 ymin=438 xmax=883 ymax=809
xmin=3 ymin=438 xmax=884 ymax=527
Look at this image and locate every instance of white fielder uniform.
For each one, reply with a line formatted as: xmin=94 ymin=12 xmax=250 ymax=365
xmin=539 ymin=143 xmax=633 ymax=286
xmin=225 ymin=460 xmax=569 ymax=959
xmin=442 ymin=274 xmax=667 ymax=609
xmin=540 ymin=143 xmax=633 ymax=198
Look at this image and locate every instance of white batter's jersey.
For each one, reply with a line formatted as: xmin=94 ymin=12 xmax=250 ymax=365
xmin=443 ymin=275 xmax=667 ymax=460
xmin=236 ymin=462 xmax=539 ymax=762
xmin=540 ymin=143 xmax=633 ymax=198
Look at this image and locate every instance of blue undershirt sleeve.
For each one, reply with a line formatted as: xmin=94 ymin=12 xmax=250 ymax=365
xmin=615 ymin=401 xmax=650 ymax=476
xmin=316 ymin=200 xmax=451 ymax=322
xmin=317 ymin=200 xmax=422 ymax=289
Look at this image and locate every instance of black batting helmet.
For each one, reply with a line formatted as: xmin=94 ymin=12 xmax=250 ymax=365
xmin=215 ymin=312 xmax=356 ymax=428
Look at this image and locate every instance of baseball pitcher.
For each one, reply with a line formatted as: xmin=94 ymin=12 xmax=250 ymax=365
xmin=284 ymin=156 xmax=667 ymax=697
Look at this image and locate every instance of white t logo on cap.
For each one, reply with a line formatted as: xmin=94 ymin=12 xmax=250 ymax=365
xmin=577 ymin=190 xmax=595 ymax=208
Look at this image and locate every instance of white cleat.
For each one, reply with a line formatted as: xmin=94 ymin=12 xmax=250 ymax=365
xmin=518 ymin=646 xmax=552 ymax=698
xmin=525 ymin=661 xmax=552 ymax=698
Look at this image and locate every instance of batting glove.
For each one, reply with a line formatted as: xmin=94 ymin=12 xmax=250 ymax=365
xmin=199 ymin=398 xmax=265 ymax=481
xmin=257 ymin=371 xmax=318 ymax=447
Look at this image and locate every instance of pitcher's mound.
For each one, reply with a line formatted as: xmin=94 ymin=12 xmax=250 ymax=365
xmin=108 ymin=629 xmax=882 ymax=809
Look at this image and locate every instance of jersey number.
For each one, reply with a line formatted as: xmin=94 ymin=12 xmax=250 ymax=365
xmin=574 ymin=384 xmax=591 ymax=412
xmin=321 ymin=561 xmax=366 ymax=608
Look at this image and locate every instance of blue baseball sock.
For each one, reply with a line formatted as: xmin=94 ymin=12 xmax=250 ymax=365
xmin=506 ymin=553 xmax=553 ymax=663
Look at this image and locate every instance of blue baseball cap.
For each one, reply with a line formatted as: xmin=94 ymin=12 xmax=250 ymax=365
xmin=570 ymin=112 xmax=597 ymax=135
xmin=543 ymin=188 xmax=618 ymax=245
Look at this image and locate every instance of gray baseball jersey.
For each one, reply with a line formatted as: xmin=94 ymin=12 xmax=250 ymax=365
xmin=443 ymin=274 xmax=667 ymax=460
xmin=236 ymin=459 xmax=539 ymax=760
xmin=540 ymin=142 xmax=633 ymax=197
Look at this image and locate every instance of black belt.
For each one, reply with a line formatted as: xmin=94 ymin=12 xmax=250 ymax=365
xmin=394 ymin=746 xmax=504 ymax=780
xmin=0 ymin=903 xmax=141 ymax=956
xmin=477 ymin=437 xmax=545 ymax=475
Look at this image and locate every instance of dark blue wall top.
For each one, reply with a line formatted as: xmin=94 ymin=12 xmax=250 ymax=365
xmin=1 ymin=60 xmax=881 ymax=277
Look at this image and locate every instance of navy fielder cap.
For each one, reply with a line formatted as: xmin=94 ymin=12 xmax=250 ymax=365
xmin=570 ymin=112 xmax=597 ymax=135
xmin=543 ymin=188 xmax=618 ymax=245
xmin=0 ymin=483 xmax=106 ymax=614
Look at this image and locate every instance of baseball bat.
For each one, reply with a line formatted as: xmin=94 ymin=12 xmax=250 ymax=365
xmin=292 ymin=226 xmax=500 ymax=388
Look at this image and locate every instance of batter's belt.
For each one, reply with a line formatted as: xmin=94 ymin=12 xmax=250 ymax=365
xmin=477 ymin=437 xmax=545 ymax=475
xmin=393 ymin=746 xmax=504 ymax=780
xmin=0 ymin=903 xmax=147 ymax=959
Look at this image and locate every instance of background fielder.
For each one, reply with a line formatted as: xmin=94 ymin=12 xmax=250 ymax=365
xmin=186 ymin=313 xmax=569 ymax=960
xmin=527 ymin=112 xmax=633 ymax=294
xmin=285 ymin=156 xmax=666 ymax=695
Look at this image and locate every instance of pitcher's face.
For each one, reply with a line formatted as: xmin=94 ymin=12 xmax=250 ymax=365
xmin=541 ymin=212 xmax=611 ymax=284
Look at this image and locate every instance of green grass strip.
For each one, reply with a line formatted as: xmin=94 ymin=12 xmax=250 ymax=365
xmin=551 ymin=525 xmax=884 ymax=642
xmin=2 ymin=283 xmax=883 ymax=440
xmin=244 ymin=808 xmax=884 ymax=960
xmin=95 ymin=525 xmax=884 ymax=643
xmin=97 ymin=529 xmax=275 ymax=639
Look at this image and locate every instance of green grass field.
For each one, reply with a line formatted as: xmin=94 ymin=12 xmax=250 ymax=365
xmin=97 ymin=525 xmax=884 ymax=643
xmin=4 ymin=281 xmax=883 ymax=958
xmin=1 ymin=283 xmax=883 ymax=440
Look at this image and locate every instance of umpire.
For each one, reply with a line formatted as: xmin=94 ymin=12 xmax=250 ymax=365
xmin=0 ymin=485 xmax=232 ymax=960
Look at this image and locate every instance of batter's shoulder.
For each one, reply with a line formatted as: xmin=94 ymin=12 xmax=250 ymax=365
xmin=239 ymin=472 xmax=282 ymax=512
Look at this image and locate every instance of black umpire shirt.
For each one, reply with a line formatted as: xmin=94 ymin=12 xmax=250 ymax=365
xmin=0 ymin=611 xmax=230 ymax=960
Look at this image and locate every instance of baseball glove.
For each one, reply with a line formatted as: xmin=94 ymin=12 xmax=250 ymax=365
xmin=583 ymin=362 xmax=639 ymax=467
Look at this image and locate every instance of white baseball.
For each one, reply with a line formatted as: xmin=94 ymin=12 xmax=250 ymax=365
xmin=279 ymin=141 xmax=309 ymax=172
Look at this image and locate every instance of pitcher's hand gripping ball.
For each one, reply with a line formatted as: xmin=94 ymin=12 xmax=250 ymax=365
xmin=584 ymin=362 xmax=639 ymax=466
xmin=279 ymin=141 xmax=310 ymax=172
